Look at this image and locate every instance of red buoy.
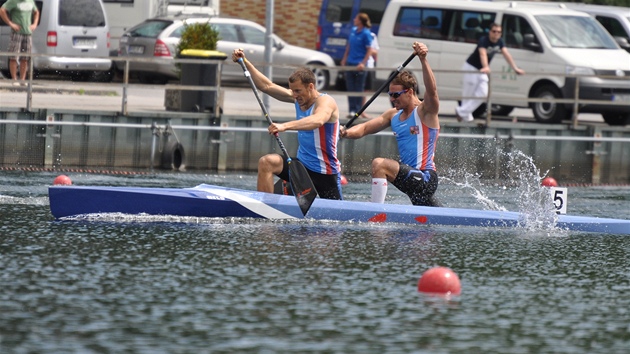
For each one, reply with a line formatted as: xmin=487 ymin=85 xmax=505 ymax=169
xmin=418 ymin=266 xmax=461 ymax=295
xmin=53 ymin=175 xmax=72 ymax=185
xmin=340 ymin=175 xmax=348 ymax=185
xmin=541 ymin=177 xmax=558 ymax=187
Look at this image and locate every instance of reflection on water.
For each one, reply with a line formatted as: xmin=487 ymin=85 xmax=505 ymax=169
xmin=0 ymin=170 xmax=629 ymax=352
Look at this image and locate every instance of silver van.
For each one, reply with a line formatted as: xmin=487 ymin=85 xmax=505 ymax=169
xmin=0 ymin=0 xmax=113 ymax=81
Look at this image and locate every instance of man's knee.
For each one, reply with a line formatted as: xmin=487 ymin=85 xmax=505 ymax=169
xmin=258 ymin=154 xmax=282 ymax=173
xmin=371 ymin=157 xmax=387 ymax=174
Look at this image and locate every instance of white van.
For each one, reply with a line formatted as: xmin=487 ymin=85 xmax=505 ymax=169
xmin=0 ymin=0 xmax=113 ymax=81
xmin=377 ymin=0 xmax=630 ymax=126
xmin=167 ymin=0 xmax=218 ymax=18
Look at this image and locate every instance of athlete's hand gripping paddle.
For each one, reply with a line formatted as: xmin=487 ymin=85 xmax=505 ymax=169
xmin=345 ymin=52 xmax=417 ymax=129
xmin=237 ymin=58 xmax=317 ymax=216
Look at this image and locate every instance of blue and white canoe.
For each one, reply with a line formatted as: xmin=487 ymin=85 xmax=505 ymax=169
xmin=48 ymin=184 xmax=630 ymax=235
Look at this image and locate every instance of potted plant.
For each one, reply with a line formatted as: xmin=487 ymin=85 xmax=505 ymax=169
xmin=176 ymin=21 xmax=221 ymax=57
xmin=165 ymin=20 xmax=227 ymax=113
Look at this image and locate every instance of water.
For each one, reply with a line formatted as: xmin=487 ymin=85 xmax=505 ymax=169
xmin=1 ymin=169 xmax=629 ymax=353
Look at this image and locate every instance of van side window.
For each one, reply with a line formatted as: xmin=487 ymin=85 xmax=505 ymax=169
xmin=394 ymin=7 xmax=447 ymax=39
xmin=393 ymin=7 xmax=494 ymax=43
xmin=502 ymin=15 xmax=535 ymax=49
xmin=595 ymin=15 xmax=629 ymax=41
xmin=447 ymin=11 xmax=495 ymax=43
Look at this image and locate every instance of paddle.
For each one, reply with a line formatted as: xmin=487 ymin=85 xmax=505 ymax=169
xmin=237 ymin=58 xmax=318 ymax=216
xmin=345 ymin=52 xmax=417 ymax=128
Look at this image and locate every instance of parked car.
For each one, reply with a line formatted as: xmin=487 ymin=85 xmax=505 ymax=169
xmin=565 ymin=3 xmax=630 ymax=53
xmin=0 ymin=0 xmax=113 ymax=81
xmin=117 ymin=16 xmax=337 ymax=90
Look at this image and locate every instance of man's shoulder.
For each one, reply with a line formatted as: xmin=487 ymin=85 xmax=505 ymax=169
xmin=316 ymin=93 xmax=338 ymax=105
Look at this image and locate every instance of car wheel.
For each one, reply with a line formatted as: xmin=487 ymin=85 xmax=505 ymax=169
xmin=309 ymin=63 xmax=329 ymax=91
xmin=602 ymin=112 xmax=630 ymax=126
xmin=472 ymin=103 xmax=515 ymax=118
xmin=530 ymin=84 xmax=569 ymax=124
xmin=91 ymin=70 xmax=115 ymax=83
xmin=138 ymin=75 xmax=154 ymax=84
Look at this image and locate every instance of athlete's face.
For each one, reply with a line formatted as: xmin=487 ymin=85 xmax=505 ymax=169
xmin=388 ymin=84 xmax=410 ymax=110
xmin=289 ymin=80 xmax=313 ymax=107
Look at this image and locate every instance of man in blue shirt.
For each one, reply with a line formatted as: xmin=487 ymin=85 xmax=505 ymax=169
xmin=340 ymin=12 xmax=374 ymax=118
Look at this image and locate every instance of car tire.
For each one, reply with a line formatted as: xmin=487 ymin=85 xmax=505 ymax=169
xmin=472 ymin=103 xmax=515 ymax=118
xmin=309 ymin=63 xmax=329 ymax=91
xmin=602 ymin=112 xmax=630 ymax=126
xmin=91 ymin=70 xmax=115 ymax=83
xmin=530 ymin=84 xmax=569 ymax=124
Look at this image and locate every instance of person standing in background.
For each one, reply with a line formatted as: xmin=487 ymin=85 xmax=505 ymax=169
xmin=340 ymin=12 xmax=374 ymax=118
xmin=360 ymin=31 xmax=379 ymax=119
xmin=455 ymin=22 xmax=524 ymax=122
xmin=0 ymin=0 xmax=39 ymax=86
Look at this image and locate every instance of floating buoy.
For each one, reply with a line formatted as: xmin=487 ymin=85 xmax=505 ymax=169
xmin=418 ymin=266 xmax=461 ymax=295
xmin=53 ymin=175 xmax=72 ymax=185
xmin=541 ymin=177 xmax=558 ymax=187
xmin=340 ymin=175 xmax=348 ymax=185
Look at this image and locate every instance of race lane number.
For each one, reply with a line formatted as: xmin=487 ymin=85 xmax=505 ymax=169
xmin=550 ymin=187 xmax=568 ymax=214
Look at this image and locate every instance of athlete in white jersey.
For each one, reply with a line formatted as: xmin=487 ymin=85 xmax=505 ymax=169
xmin=231 ymin=48 xmax=342 ymax=200
xmin=341 ymin=42 xmax=441 ymax=206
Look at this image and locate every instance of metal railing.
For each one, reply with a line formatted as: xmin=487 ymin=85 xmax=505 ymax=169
xmin=1 ymin=118 xmax=629 ymax=143
xmin=1 ymin=51 xmax=629 ymax=127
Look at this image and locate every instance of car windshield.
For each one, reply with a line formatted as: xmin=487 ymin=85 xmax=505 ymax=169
xmin=127 ymin=20 xmax=174 ymax=38
xmin=536 ymin=15 xmax=618 ymax=49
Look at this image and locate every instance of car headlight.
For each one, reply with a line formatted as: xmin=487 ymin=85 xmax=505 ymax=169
xmin=565 ymin=66 xmax=595 ymax=76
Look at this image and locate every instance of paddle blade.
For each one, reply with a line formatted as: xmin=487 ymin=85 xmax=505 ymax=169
xmin=288 ymin=160 xmax=318 ymax=215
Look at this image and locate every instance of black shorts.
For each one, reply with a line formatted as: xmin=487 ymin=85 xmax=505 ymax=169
xmin=392 ymin=163 xmax=439 ymax=206
xmin=278 ymin=158 xmax=342 ymax=200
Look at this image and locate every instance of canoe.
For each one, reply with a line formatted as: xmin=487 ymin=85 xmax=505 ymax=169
xmin=48 ymin=183 xmax=630 ymax=235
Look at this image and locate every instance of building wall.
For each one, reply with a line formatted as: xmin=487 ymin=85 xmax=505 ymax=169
xmin=221 ymin=0 xmax=320 ymax=49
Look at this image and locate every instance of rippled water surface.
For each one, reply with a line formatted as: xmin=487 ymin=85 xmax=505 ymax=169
xmin=1 ymin=171 xmax=629 ymax=353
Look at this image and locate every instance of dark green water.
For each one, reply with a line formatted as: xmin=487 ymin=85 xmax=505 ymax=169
xmin=0 ymin=171 xmax=629 ymax=353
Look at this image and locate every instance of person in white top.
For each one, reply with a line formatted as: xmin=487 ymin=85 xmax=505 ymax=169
xmin=361 ymin=32 xmax=379 ymax=119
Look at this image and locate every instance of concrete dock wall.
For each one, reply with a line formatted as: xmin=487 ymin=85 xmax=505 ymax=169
xmin=1 ymin=108 xmax=629 ymax=184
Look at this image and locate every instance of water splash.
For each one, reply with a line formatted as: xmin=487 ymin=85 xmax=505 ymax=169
xmin=507 ymin=151 xmax=558 ymax=230
xmin=442 ymin=149 xmax=559 ymax=231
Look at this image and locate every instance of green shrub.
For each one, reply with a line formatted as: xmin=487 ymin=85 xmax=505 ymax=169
xmin=176 ymin=21 xmax=220 ymax=56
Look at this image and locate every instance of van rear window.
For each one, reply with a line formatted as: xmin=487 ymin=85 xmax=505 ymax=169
xmin=325 ymin=0 xmax=354 ymax=23
xmin=59 ymin=0 xmax=106 ymax=27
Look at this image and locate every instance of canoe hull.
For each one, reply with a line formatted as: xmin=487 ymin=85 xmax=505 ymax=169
xmin=48 ymin=184 xmax=630 ymax=235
